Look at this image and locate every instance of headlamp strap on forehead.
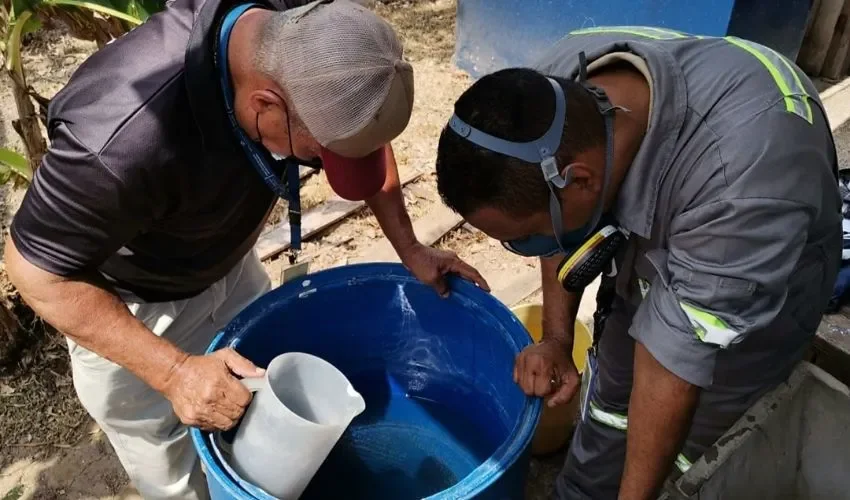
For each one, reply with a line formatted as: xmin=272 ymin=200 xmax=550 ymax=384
xmin=574 ymin=51 xmax=625 ymax=238
xmin=447 ymin=52 xmax=623 ymax=252
xmin=447 ymin=76 xmax=568 ymax=187
xmin=579 ymin=51 xmax=589 ymax=84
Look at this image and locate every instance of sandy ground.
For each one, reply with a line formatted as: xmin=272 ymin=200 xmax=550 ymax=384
xmin=835 ymin=121 xmax=850 ymax=170
xmin=0 ymin=1 xmax=567 ymax=499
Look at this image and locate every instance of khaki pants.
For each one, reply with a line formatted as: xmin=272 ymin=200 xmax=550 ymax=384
xmin=67 ymin=251 xmax=271 ymax=500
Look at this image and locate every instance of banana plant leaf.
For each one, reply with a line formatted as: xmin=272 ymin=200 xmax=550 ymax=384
xmin=0 ymin=148 xmax=33 ymax=182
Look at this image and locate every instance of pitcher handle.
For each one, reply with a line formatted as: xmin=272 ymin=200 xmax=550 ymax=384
xmin=240 ymin=376 xmax=264 ymax=392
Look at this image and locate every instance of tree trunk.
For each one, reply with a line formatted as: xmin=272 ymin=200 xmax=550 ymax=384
xmin=9 ymin=70 xmax=46 ymax=173
xmin=799 ymin=0 xmax=846 ymax=75
xmin=823 ymin=0 xmax=850 ymax=80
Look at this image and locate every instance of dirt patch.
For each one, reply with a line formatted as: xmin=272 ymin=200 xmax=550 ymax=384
xmin=0 ymin=265 xmax=107 ymax=499
xmin=0 ymin=328 xmax=88 ymax=466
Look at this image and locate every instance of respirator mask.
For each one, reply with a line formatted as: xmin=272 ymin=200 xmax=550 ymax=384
xmin=447 ymin=52 xmax=628 ymax=292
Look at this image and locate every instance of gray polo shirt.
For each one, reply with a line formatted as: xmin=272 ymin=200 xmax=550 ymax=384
xmin=10 ymin=0 xmax=311 ymax=303
xmin=534 ymin=27 xmax=842 ymax=388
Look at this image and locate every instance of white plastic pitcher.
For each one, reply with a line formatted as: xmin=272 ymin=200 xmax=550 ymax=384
xmin=230 ymin=352 xmax=366 ymax=499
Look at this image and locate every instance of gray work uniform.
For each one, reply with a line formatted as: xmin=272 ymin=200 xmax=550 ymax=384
xmin=533 ymin=27 xmax=842 ymax=499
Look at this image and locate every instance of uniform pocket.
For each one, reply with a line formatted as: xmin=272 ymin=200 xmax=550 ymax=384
xmin=579 ymin=347 xmax=598 ymax=424
xmin=128 ymin=300 xmax=189 ymax=336
xmin=717 ymin=276 xmax=757 ymax=294
xmin=644 ymin=249 xmax=671 ymax=287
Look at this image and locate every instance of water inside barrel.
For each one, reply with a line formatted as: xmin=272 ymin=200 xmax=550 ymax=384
xmin=299 ymin=370 xmax=510 ymax=499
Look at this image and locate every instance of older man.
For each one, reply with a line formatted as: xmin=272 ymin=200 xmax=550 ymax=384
xmin=435 ymin=27 xmax=841 ymax=499
xmin=5 ymin=0 xmax=486 ymax=498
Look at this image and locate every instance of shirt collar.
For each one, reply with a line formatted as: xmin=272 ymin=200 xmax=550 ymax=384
xmin=183 ymin=0 xmax=279 ymax=154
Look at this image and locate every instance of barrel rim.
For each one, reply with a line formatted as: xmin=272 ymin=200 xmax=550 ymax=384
xmin=191 ymin=262 xmax=542 ymax=499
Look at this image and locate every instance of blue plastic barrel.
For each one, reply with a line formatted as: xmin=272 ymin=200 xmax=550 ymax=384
xmin=191 ymin=263 xmax=541 ymax=499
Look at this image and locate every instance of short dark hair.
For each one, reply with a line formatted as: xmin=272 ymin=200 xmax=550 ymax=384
xmin=436 ymin=68 xmax=605 ymax=217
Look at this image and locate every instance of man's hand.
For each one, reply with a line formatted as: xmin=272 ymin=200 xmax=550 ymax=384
xmin=400 ymin=242 xmax=490 ymax=297
xmin=513 ymin=339 xmax=580 ymax=408
xmin=362 ymin=146 xmax=488 ymax=297
xmin=161 ymin=348 xmax=265 ymax=431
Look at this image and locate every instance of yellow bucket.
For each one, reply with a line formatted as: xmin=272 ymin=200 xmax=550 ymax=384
xmin=510 ymin=303 xmax=592 ymax=456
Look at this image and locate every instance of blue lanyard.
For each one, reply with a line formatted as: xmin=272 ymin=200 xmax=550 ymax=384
xmin=215 ymin=3 xmax=303 ymax=258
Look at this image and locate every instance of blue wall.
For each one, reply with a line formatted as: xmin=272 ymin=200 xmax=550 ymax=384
xmin=454 ymin=0 xmax=812 ymax=78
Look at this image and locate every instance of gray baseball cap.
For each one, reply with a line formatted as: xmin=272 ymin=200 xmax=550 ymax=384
xmin=273 ymin=0 xmax=414 ymax=200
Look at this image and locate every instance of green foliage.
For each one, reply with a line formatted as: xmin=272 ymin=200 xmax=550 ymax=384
xmin=0 ymin=0 xmax=166 ymax=185
xmin=1 ymin=485 xmax=24 ymax=500
xmin=0 ymin=147 xmax=33 ymax=183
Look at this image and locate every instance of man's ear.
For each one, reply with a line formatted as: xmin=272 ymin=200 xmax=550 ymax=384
xmin=248 ymin=89 xmax=284 ymax=115
xmin=560 ymin=162 xmax=601 ymax=194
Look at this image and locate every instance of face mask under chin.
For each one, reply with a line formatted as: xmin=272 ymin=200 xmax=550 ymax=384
xmin=270 ymin=151 xmax=323 ymax=169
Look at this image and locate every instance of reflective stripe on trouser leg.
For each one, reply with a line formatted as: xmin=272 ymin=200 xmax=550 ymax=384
xmin=582 ymin=339 xmax=690 ymax=474
xmin=558 ymin=385 xmax=695 ymax=500
xmin=587 ymin=403 xmax=694 ymax=474
xmin=557 ymin=398 xmax=628 ymax=500
xmin=559 ymin=302 xmax=693 ymax=500
xmin=559 ymin=308 xmax=632 ymax=500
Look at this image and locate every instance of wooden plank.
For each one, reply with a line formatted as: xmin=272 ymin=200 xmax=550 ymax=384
xmin=576 ymin=276 xmax=601 ymax=327
xmin=255 ymin=170 xmax=422 ymax=261
xmin=820 ymin=75 xmax=850 ymax=130
xmin=799 ymin=0 xmax=845 ymax=75
xmin=491 ymin=266 xmax=603 ymax=329
xmin=822 ymin=0 xmax=850 ymax=80
xmin=454 ymin=225 xmax=541 ymax=305
xmin=813 ymin=310 xmax=850 ymax=386
xmin=804 ymin=0 xmax=824 ymax=38
xmin=349 ymin=203 xmax=464 ymax=264
xmin=492 ymin=267 xmax=541 ymax=307
xmin=842 ymin=36 xmax=850 ymax=76
xmin=815 ymin=311 xmax=850 ymax=357
xmin=299 ymin=166 xmax=317 ymax=180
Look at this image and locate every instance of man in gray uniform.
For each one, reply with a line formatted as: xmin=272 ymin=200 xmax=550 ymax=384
xmin=435 ymin=26 xmax=841 ymax=499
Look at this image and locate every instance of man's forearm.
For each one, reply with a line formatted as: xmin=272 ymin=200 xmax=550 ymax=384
xmin=620 ymin=341 xmax=700 ymax=500
xmin=365 ymin=144 xmax=418 ymax=257
xmin=5 ymin=238 xmax=187 ymax=392
xmin=540 ymin=255 xmax=581 ymax=344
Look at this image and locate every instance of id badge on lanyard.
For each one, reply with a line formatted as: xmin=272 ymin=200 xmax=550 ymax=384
xmin=580 ymin=345 xmax=598 ymax=423
xmin=214 ymin=3 xmax=304 ymax=263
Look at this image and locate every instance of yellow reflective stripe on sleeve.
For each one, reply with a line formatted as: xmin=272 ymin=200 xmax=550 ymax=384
xmin=569 ymin=26 xmax=689 ymax=40
xmin=585 ymin=403 xmax=694 ymax=472
xmin=642 ymin=26 xmax=689 ymax=38
xmin=679 ymin=301 xmax=739 ymax=347
xmin=638 ymin=278 xmax=651 ymax=299
xmin=675 ymin=453 xmax=693 ymax=473
xmin=589 ymin=401 xmax=628 ymax=430
xmin=774 ymin=49 xmax=815 ymax=124
xmin=724 ymin=36 xmax=814 ymax=124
